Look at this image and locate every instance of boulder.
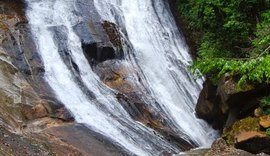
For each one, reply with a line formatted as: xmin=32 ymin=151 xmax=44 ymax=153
xmin=74 ymin=1 xmax=124 ymax=64
xmin=217 ymin=75 xmax=269 ymax=127
xmin=235 ymin=131 xmax=270 ymax=154
xmin=196 ymin=75 xmax=270 ymax=129
xmin=223 ymin=117 xmax=260 ymax=145
xmin=222 ymin=117 xmax=270 ymax=154
xmin=205 ymin=138 xmax=265 ymax=156
xmin=196 ymin=79 xmax=227 ymax=129
xmin=260 ymin=115 xmax=270 ymax=128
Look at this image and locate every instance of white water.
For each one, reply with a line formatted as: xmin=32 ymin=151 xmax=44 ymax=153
xmin=93 ymin=0 xmax=216 ymax=146
xmin=26 ymin=0 xmax=216 ymax=155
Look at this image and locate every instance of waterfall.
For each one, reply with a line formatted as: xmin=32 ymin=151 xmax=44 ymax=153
xmin=25 ymin=0 xmax=216 ymax=155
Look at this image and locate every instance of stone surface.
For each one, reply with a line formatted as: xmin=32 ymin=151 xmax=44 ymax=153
xmin=260 ymin=115 xmax=270 ymax=128
xmin=196 ymin=79 xmax=227 ymax=129
xmin=42 ymin=124 xmax=125 ymax=156
xmin=223 ymin=117 xmax=260 ymax=145
xmin=95 ymin=60 xmax=195 ymax=151
xmin=0 ymin=125 xmax=82 ymax=156
xmin=235 ymin=131 xmax=270 ymax=154
xmin=196 ymin=75 xmax=270 ymax=130
xmin=205 ymin=138 xmax=268 ymax=156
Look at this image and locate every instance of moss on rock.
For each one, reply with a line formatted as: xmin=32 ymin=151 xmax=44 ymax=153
xmin=223 ymin=117 xmax=260 ymax=145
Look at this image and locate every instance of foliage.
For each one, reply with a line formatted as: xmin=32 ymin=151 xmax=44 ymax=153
xmin=260 ymin=96 xmax=270 ymax=115
xmin=266 ymin=128 xmax=270 ymax=136
xmin=177 ymin=0 xmax=270 ymax=86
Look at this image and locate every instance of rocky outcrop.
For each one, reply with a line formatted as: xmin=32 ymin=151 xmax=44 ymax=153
xmin=95 ymin=60 xmax=195 ymax=151
xmin=0 ymin=125 xmax=82 ymax=156
xmin=196 ymin=76 xmax=270 ymax=154
xmin=0 ymin=0 xmax=73 ymax=130
xmin=196 ymin=75 xmax=270 ymax=129
xmin=235 ymin=131 xmax=270 ymax=154
xmin=74 ymin=1 xmax=123 ymax=64
xmin=196 ymin=79 xmax=227 ymax=129
xmin=178 ymin=138 xmax=269 ymax=156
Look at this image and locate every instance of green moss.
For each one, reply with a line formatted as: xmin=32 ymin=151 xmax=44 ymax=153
xmin=266 ymin=128 xmax=270 ymax=136
xmin=223 ymin=117 xmax=260 ymax=145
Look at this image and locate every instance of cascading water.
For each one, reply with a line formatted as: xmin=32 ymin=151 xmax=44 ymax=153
xmin=26 ymin=0 xmax=216 ymax=155
xmin=92 ymin=0 xmax=217 ymax=146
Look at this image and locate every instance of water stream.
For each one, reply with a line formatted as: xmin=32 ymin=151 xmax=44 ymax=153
xmin=26 ymin=0 xmax=216 ymax=155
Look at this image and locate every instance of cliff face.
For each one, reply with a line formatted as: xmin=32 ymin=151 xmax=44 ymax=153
xmin=0 ymin=0 xmax=198 ymax=155
xmin=0 ymin=1 xmax=125 ymax=155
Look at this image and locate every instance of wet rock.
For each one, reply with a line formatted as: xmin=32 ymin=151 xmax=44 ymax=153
xmin=95 ymin=60 xmax=195 ymax=150
xmin=102 ymin=21 xmax=123 ymax=53
xmin=0 ymin=0 xmax=69 ymax=125
xmin=74 ymin=1 xmax=123 ymax=64
xmin=50 ymin=107 xmax=74 ymax=122
xmin=177 ymin=148 xmax=210 ymax=156
xmin=43 ymin=124 xmax=125 ymax=156
xmin=196 ymin=79 xmax=227 ymax=129
xmin=82 ymin=41 xmax=116 ymax=63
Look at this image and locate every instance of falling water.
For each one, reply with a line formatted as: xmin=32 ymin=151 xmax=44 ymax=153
xmin=26 ymin=0 xmax=216 ymax=155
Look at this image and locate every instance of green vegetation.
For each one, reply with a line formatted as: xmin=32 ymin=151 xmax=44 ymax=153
xmin=177 ymin=0 xmax=270 ymax=87
xmin=266 ymin=128 xmax=270 ymax=136
xmin=260 ymin=96 xmax=270 ymax=115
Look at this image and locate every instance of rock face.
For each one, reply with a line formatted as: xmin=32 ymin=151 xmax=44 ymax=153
xmin=94 ymin=60 xmax=195 ymax=151
xmin=195 ymin=75 xmax=270 ymax=154
xmin=178 ymin=138 xmax=269 ymax=156
xmin=196 ymin=75 xmax=270 ymax=129
xmin=74 ymin=0 xmax=123 ymax=64
xmin=0 ymin=1 xmax=125 ymax=155
xmin=196 ymin=80 xmax=226 ymax=129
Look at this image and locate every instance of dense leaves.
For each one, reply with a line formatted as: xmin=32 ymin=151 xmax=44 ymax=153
xmin=177 ymin=0 xmax=270 ymax=87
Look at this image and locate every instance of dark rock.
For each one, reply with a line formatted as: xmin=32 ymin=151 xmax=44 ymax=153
xmin=82 ymin=41 xmax=115 ymax=62
xmin=217 ymin=76 xmax=270 ymax=127
xmin=50 ymin=107 xmax=74 ymax=122
xmin=74 ymin=0 xmax=122 ymax=64
xmin=196 ymin=75 xmax=270 ymax=129
xmin=235 ymin=131 xmax=270 ymax=154
xmin=196 ymin=79 xmax=227 ymax=129
xmin=101 ymin=21 xmax=122 ymax=47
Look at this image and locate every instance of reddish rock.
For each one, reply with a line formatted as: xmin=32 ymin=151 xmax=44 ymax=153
xmin=260 ymin=115 xmax=270 ymax=128
xmin=235 ymin=131 xmax=270 ymax=154
xmin=236 ymin=131 xmax=267 ymax=143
